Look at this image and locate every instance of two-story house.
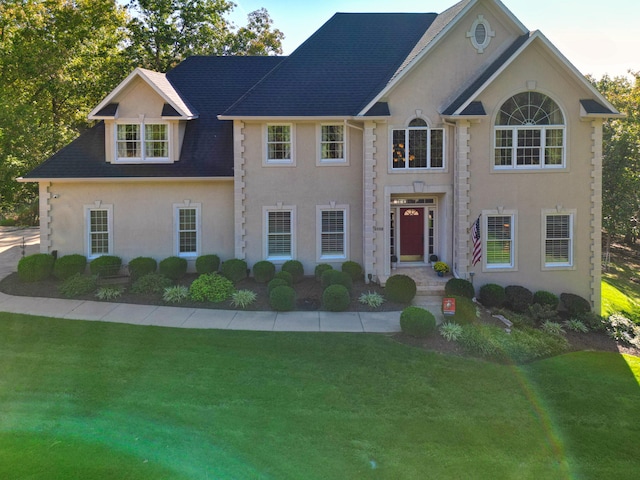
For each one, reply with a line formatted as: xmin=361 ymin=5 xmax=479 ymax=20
xmin=21 ymin=0 xmax=621 ymax=310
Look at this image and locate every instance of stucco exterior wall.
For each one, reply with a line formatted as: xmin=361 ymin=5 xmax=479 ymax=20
xmin=43 ymin=180 xmax=235 ymax=269
xmin=238 ymin=121 xmax=364 ymax=273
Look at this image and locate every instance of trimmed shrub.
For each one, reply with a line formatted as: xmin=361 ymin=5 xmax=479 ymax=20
xmin=528 ymin=303 xmax=560 ymax=326
xmin=131 ymin=273 xmax=172 ymax=294
xmin=315 ymin=263 xmax=333 ymax=281
xmin=53 ymin=254 xmax=86 ymax=280
xmin=269 ymin=285 xmax=296 ymax=312
xmin=322 ymin=284 xmax=351 ymax=312
xmin=445 ymin=278 xmax=475 ymax=299
xmin=281 ymin=260 xmax=304 ymax=283
xmin=384 ymin=274 xmax=417 ymax=304
xmin=189 ymin=273 xmax=235 ymax=303
xmin=400 ymin=306 xmax=436 ymax=338
xmin=253 ymin=260 xmax=276 ymax=283
xmin=267 ymin=278 xmax=289 ymax=295
xmin=533 ymin=290 xmax=559 ymax=309
xmin=89 ymin=255 xmax=122 ymax=276
xmin=220 ymin=258 xmax=248 ymax=283
xmin=505 ymin=285 xmax=534 ymax=313
xmin=128 ymin=257 xmax=157 ymax=281
xmin=274 ymin=270 xmax=293 ymax=286
xmin=58 ymin=273 xmax=96 ymax=298
xmin=18 ymin=253 xmax=55 ymax=282
xmin=196 ymin=254 xmax=220 ymax=274
xmin=320 ymin=269 xmax=353 ymax=291
xmin=341 ymin=261 xmax=363 ymax=281
xmin=159 ymin=256 xmax=188 ymax=281
xmin=446 ymin=295 xmax=477 ymax=325
xmin=479 ymin=283 xmax=506 ymax=308
xmin=560 ymin=293 xmax=591 ymax=317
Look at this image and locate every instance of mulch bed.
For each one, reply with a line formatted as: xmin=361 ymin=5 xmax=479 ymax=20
xmin=1 ymin=272 xmax=637 ymax=359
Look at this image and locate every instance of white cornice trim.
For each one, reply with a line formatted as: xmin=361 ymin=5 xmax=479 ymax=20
xmin=88 ymin=68 xmax=198 ymax=120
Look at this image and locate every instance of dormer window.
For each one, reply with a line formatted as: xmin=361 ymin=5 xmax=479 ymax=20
xmin=115 ymin=122 xmax=170 ymax=163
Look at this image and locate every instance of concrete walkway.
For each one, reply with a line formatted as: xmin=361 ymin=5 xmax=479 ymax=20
xmin=0 ymin=226 xmax=419 ymax=332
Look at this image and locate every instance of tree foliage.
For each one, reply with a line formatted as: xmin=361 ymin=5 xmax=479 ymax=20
xmin=0 ymin=0 xmax=283 ymax=218
xmin=590 ymin=72 xmax=640 ymax=247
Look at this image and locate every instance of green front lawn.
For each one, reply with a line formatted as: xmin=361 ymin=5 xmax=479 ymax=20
xmin=602 ymin=258 xmax=640 ymax=318
xmin=0 ymin=313 xmax=638 ymax=479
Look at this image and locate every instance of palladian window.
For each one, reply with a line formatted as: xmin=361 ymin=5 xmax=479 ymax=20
xmin=494 ymin=92 xmax=565 ymax=169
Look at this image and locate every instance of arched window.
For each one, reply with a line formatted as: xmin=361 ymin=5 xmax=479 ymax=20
xmin=392 ymin=118 xmax=444 ymax=170
xmin=494 ymin=92 xmax=565 ymax=169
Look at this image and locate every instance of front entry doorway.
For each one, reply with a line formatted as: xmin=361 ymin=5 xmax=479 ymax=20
xmin=390 ymin=197 xmax=437 ymax=265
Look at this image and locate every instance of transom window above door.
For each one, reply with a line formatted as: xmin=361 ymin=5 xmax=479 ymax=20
xmin=392 ymin=118 xmax=444 ymax=170
xmin=494 ymin=92 xmax=565 ymax=169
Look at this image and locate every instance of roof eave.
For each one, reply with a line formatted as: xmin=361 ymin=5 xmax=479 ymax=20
xmin=17 ymin=176 xmax=233 ymax=183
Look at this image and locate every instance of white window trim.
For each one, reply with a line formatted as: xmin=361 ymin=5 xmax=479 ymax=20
xmin=264 ymin=123 xmax=296 ymax=166
xmin=493 ymin=125 xmax=566 ymax=170
xmin=84 ymin=203 xmax=113 ymax=260
xmin=466 ymin=15 xmax=495 ymax=53
xmin=263 ymin=205 xmax=297 ymax=262
xmin=114 ymin=118 xmax=172 ymax=164
xmin=173 ymin=202 xmax=201 ymax=258
xmin=317 ymin=123 xmax=348 ymax=165
xmin=541 ymin=208 xmax=576 ymax=270
xmin=482 ymin=209 xmax=517 ymax=272
xmin=316 ymin=204 xmax=349 ymax=261
xmin=389 ymin=124 xmax=446 ymax=172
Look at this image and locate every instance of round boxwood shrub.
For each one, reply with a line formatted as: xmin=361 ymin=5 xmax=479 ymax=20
xmin=444 ymin=278 xmax=475 ymax=299
xmin=274 ymin=270 xmax=293 ymax=286
xmin=315 ymin=263 xmax=333 ymax=281
xmin=253 ymin=260 xmax=275 ymax=283
xmin=400 ymin=306 xmax=436 ymax=338
xmin=505 ymin=285 xmax=534 ymax=313
xmin=89 ymin=255 xmax=122 ymax=276
xmin=195 ymin=254 xmax=220 ymax=274
xmin=479 ymin=283 xmax=505 ymax=308
xmin=267 ymin=278 xmax=289 ymax=295
xmin=269 ymin=285 xmax=296 ymax=312
xmin=220 ymin=258 xmax=248 ymax=283
xmin=533 ymin=290 xmax=559 ymax=309
xmin=158 ymin=256 xmax=187 ymax=281
xmin=189 ymin=273 xmax=235 ymax=303
xmin=53 ymin=254 xmax=86 ymax=280
xmin=128 ymin=256 xmax=157 ymax=281
xmin=322 ymin=284 xmax=351 ymax=312
xmin=446 ymin=295 xmax=477 ymax=325
xmin=384 ymin=274 xmax=417 ymax=304
xmin=560 ymin=293 xmax=591 ymax=317
xmin=320 ymin=269 xmax=353 ymax=291
xmin=281 ymin=260 xmax=304 ymax=283
xmin=341 ymin=261 xmax=363 ymax=281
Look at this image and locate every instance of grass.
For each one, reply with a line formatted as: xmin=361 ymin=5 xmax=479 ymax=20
xmin=0 ymin=313 xmax=639 ymax=479
xmin=602 ymin=257 xmax=640 ymax=318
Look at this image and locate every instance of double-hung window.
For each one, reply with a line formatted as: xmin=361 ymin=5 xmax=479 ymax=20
xmin=543 ymin=211 xmax=574 ymax=268
xmin=266 ymin=124 xmax=293 ymax=164
xmin=85 ymin=204 xmax=113 ymax=258
xmin=485 ymin=213 xmax=516 ymax=269
xmin=319 ymin=124 xmax=346 ymax=164
xmin=265 ymin=206 xmax=296 ymax=260
xmin=116 ymin=123 xmax=169 ymax=162
xmin=494 ymin=92 xmax=565 ymax=169
xmin=174 ymin=203 xmax=201 ymax=257
xmin=392 ymin=118 xmax=444 ymax=170
xmin=317 ymin=206 xmax=348 ymax=260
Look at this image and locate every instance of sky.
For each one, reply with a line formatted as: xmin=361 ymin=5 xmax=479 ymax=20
xmin=229 ymin=0 xmax=639 ymax=79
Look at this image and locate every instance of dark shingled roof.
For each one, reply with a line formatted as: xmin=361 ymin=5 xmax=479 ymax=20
xmin=94 ymin=103 xmax=119 ymax=117
xmin=442 ymin=34 xmax=530 ymax=116
xmin=223 ymin=13 xmax=438 ymax=117
xmin=580 ymin=99 xmax=617 ymax=115
xmin=24 ymin=56 xmax=283 ymax=179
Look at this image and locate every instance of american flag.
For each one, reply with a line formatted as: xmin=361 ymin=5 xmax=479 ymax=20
xmin=471 ymin=215 xmax=481 ymax=266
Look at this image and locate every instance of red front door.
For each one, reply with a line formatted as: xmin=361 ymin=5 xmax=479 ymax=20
xmin=400 ymin=208 xmax=424 ymax=260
